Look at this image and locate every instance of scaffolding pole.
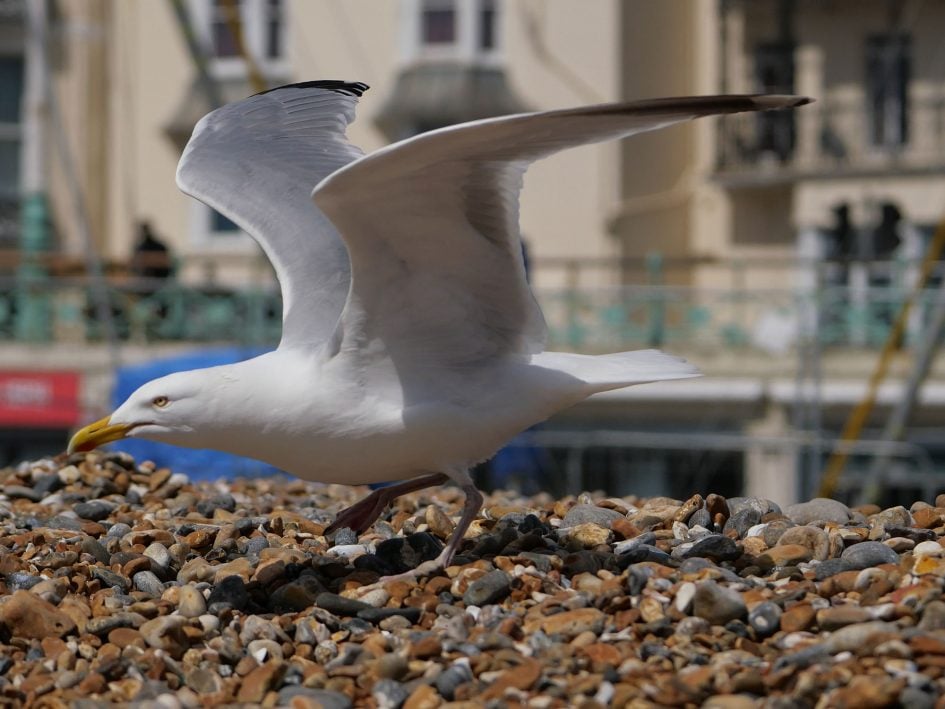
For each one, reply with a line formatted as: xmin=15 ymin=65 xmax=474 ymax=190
xmin=856 ymin=279 xmax=945 ymax=505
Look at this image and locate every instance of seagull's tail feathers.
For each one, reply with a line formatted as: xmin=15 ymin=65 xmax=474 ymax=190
xmin=535 ymin=349 xmax=701 ymax=394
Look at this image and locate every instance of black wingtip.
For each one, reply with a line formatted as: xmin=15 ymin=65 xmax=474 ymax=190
xmin=256 ymin=80 xmax=370 ymax=98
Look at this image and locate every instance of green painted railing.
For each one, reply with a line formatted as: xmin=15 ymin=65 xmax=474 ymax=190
xmin=0 ymin=274 xmax=939 ymax=354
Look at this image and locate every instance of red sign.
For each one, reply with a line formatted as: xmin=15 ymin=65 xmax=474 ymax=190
xmin=0 ymin=371 xmax=81 ymax=428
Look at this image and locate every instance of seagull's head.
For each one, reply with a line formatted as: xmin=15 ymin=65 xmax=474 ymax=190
xmin=68 ymin=370 xmax=215 ymax=454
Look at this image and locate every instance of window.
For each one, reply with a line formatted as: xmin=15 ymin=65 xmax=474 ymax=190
xmin=211 ymin=0 xmax=242 ymax=58
xmin=479 ymin=0 xmax=496 ymax=51
xmin=422 ymin=1 xmax=456 ymax=44
xmin=411 ymin=0 xmax=500 ymax=62
xmin=192 ymin=0 xmax=287 ymax=73
xmin=867 ymin=33 xmax=910 ymax=148
xmin=0 ymin=56 xmax=22 ymax=197
xmin=754 ymin=42 xmax=795 ymax=160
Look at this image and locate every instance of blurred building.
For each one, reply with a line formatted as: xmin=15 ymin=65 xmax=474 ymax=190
xmin=2 ymin=0 xmax=945 ymax=506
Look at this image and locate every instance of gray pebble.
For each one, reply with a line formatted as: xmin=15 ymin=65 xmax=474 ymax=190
xmin=73 ymin=500 xmax=114 ymax=521
xmin=244 ymin=537 xmax=269 ymax=556
xmin=677 ymin=534 xmax=741 ymax=562
xmin=723 ymin=508 xmax=762 ymax=538
xmin=86 ymin=612 xmax=144 ymax=636
xmin=692 ymin=580 xmax=747 ymax=625
xmin=785 ymin=498 xmax=852 ymax=525
xmin=463 ymin=569 xmax=512 ymax=606
xmin=92 ymin=567 xmax=130 ymax=592
xmin=560 ymin=504 xmax=624 ymax=529
xmin=3 ymin=486 xmax=43 ymax=502
xmin=871 ymin=505 xmax=913 ymax=529
xmin=107 ymin=522 xmax=132 ymax=539
xmin=80 ymin=538 xmax=110 ymax=565
xmin=814 ymin=558 xmax=856 ymax=580
xmin=727 ymin=496 xmax=781 ymax=518
xmin=688 ymin=508 xmax=711 ymax=529
xmin=315 ymin=592 xmax=371 ymax=616
xmin=277 ymin=688 xmax=352 ymax=709
xmin=143 ymin=542 xmax=171 ymax=570
xmin=899 ymin=687 xmax=935 ymax=709
xmin=840 ymin=541 xmax=900 ymax=569
xmin=748 ymin=601 xmax=782 ymax=637
xmin=372 ymin=679 xmax=409 ymax=709
xmin=133 ymin=570 xmax=165 ymax=597
xmin=434 ymin=663 xmax=474 ymax=701
xmin=330 ymin=527 xmax=359 ymax=546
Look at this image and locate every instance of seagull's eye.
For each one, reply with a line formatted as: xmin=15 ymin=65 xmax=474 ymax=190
xmin=152 ymin=396 xmax=170 ymax=409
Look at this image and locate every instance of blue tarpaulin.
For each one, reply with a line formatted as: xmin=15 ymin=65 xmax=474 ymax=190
xmin=109 ymin=347 xmax=283 ymax=481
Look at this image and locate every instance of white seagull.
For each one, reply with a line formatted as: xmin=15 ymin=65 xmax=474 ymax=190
xmin=70 ymin=81 xmax=809 ymax=576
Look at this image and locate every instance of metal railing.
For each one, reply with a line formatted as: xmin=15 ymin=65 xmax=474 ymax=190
xmin=0 ymin=276 xmax=282 ymax=345
xmin=0 ymin=256 xmax=942 ymax=354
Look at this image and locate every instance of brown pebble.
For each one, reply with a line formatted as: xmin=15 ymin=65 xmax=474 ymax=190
xmin=0 ymin=590 xmax=76 ymax=640
xmin=108 ymin=627 xmax=145 ymax=649
xmin=237 ymin=661 xmax=285 ymax=703
xmin=781 ymin=603 xmax=816 ymax=633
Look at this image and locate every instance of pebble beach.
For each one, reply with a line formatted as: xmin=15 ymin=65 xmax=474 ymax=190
xmin=1 ymin=452 xmax=945 ymax=707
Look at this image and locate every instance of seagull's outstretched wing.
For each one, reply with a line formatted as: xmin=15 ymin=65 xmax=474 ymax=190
xmin=176 ymin=81 xmax=368 ymax=349
xmin=313 ymin=95 xmax=810 ymax=371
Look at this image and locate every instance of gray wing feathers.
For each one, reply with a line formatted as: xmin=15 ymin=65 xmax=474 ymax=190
xmin=314 ymin=94 xmax=809 ymax=370
xmin=176 ymin=85 xmax=366 ymax=349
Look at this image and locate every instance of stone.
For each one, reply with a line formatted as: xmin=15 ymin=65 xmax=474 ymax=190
xmin=723 ymin=508 xmax=761 ymax=538
xmin=560 ymin=504 xmax=625 ymax=529
xmin=178 ymin=584 xmax=207 ymax=618
xmin=236 ymin=661 xmax=285 ymax=704
xmin=531 ymin=608 xmax=605 ymax=638
xmin=372 ymin=679 xmax=409 ymax=709
xmin=279 ymin=688 xmax=352 ymax=709
xmin=748 ymin=601 xmax=782 ymax=637
xmin=132 ymin=570 xmax=165 ymax=597
xmin=918 ymin=600 xmax=945 ymax=631
xmin=816 ymin=605 xmax=873 ymax=630
xmin=270 ymin=576 xmax=324 ymax=613
xmin=841 ymin=541 xmax=900 ymax=569
xmin=758 ymin=543 xmax=813 ymax=568
xmin=0 ymin=591 xmax=76 ymax=639
xmin=73 ymin=500 xmax=114 ymax=521
xmin=425 ymin=504 xmax=454 ymax=540
xmin=677 ymin=534 xmax=740 ymax=562
xmin=777 ymin=525 xmax=830 ymax=560
xmin=139 ymin=615 xmax=188 ymax=657
xmin=463 ymin=569 xmax=512 ymax=606
xmin=785 ymin=498 xmax=852 ymax=525
xmin=207 ymin=575 xmax=251 ymax=613
xmin=692 ymin=581 xmax=746 ymax=626
xmin=316 ymin=592 xmax=371 ymax=616
xmin=871 ymin=505 xmax=913 ymax=529
xmin=565 ymin=522 xmax=614 ymax=547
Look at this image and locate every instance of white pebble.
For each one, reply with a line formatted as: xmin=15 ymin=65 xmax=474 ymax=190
xmin=913 ymin=540 xmax=944 ymax=557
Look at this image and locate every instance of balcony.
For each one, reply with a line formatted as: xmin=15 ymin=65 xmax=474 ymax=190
xmin=715 ymin=95 xmax=945 ymax=184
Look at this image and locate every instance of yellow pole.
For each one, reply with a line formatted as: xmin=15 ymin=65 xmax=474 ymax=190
xmin=220 ymin=0 xmax=268 ymax=94
xmin=818 ymin=216 xmax=945 ymax=498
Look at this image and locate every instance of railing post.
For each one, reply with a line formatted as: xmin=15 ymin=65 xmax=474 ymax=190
xmin=645 ymin=251 xmax=665 ymax=347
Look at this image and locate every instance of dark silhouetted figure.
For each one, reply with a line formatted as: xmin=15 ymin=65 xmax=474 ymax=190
xmin=131 ymin=221 xmax=173 ymax=282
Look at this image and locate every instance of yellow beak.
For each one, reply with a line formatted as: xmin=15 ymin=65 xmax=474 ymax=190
xmin=68 ymin=415 xmax=134 ymax=454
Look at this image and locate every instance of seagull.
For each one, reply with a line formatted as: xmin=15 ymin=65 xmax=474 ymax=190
xmin=69 ymin=81 xmax=809 ymax=576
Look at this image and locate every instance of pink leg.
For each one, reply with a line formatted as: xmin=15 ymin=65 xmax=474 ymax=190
xmin=381 ymin=476 xmax=483 ymax=581
xmin=326 ymin=473 xmax=449 ymax=535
